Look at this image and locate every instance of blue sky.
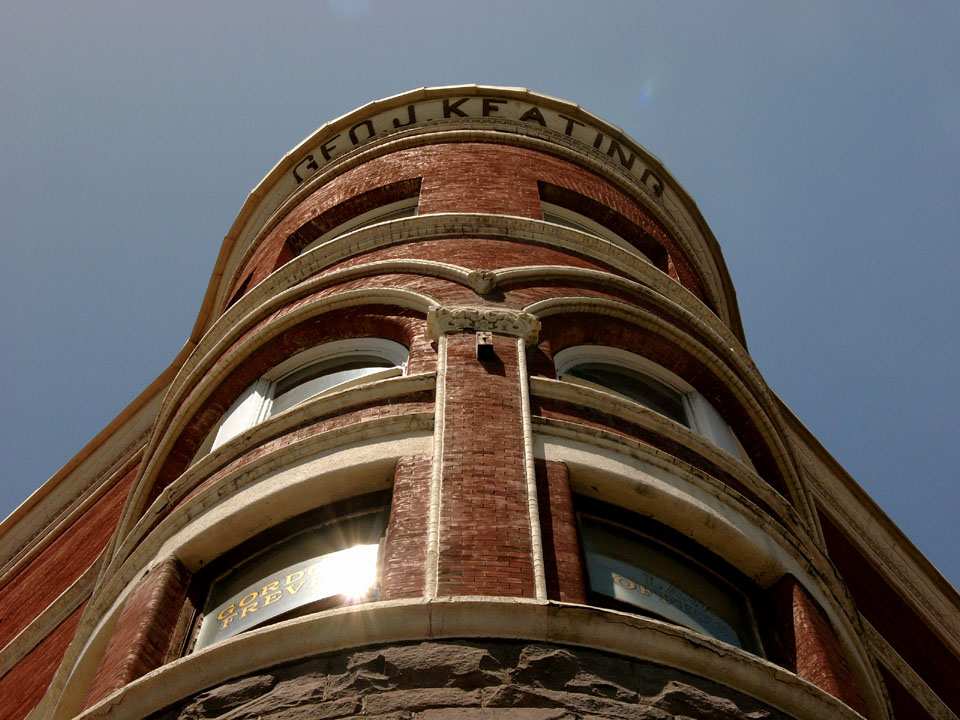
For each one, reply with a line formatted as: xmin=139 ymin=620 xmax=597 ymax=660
xmin=1 ymin=1 xmax=957 ymax=588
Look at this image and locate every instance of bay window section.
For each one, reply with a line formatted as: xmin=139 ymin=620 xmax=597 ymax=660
xmin=555 ymin=345 xmax=742 ymax=460
xmin=580 ymin=511 xmax=761 ymax=653
xmin=205 ymin=339 xmax=408 ymax=453
xmin=193 ymin=500 xmax=388 ymax=652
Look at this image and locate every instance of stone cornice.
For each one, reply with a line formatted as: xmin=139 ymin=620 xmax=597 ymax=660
xmin=426 ymin=305 xmax=541 ymax=346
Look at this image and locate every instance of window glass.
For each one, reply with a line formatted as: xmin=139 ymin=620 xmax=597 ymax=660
xmin=271 ymin=355 xmax=395 ymax=415
xmin=195 ymin=508 xmax=387 ymax=651
xmin=566 ymin=362 xmax=687 ymax=426
xmin=581 ymin=516 xmax=759 ymax=652
xmin=302 ymin=199 xmax=417 ymax=254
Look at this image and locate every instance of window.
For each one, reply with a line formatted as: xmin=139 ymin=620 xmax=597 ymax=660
xmin=555 ymin=346 xmax=743 ymax=460
xmin=542 ymin=203 xmax=652 ymax=264
xmin=205 ymin=339 xmax=408 ymax=453
xmin=301 ymin=198 xmax=418 ymax=254
xmin=192 ymin=494 xmax=389 ymax=651
xmin=579 ymin=506 xmax=761 ymax=653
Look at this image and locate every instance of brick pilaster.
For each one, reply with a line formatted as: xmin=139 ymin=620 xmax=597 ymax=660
xmin=769 ymin=575 xmax=869 ymax=717
xmin=535 ymin=459 xmax=587 ymax=603
xmin=436 ymin=333 xmax=535 ymax=597
xmin=83 ymin=557 xmax=190 ymax=710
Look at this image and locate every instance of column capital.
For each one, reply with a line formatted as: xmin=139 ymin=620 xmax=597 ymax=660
xmin=426 ymin=305 xmax=541 ymax=347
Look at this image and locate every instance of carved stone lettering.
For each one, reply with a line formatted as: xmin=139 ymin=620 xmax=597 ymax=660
xmin=292 ymin=155 xmax=319 ymax=184
xmin=392 ymin=104 xmax=417 ymax=128
xmin=348 ymin=119 xmax=376 ymax=145
xmin=482 ymin=98 xmax=507 ymax=117
xmin=640 ymin=168 xmax=665 ymax=198
xmin=519 ymin=106 xmax=547 ymax=126
xmin=319 ymin=135 xmax=341 ymax=161
xmin=557 ymin=113 xmax=585 ymax=136
xmin=443 ymin=97 xmax=469 ymax=118
xmin=606 ymin=139 xmax=636 ymax=171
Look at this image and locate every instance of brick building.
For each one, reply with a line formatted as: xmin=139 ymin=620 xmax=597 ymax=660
xmin=1 ymin=86 xmax=957 ymax=719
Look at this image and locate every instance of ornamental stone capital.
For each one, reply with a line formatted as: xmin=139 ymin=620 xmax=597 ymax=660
xmin=426 ymin=305 xmax=541 ymax=346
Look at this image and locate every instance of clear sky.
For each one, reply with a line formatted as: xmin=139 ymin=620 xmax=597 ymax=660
xmin=1 ymin=1 xmax=957 ymax=588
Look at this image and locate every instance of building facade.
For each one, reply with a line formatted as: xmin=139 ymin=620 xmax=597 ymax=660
xmin=1 ymin=86 xmax=957 ymax=720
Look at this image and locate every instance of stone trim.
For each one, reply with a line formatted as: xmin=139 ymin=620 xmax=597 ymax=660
xmin=863 ymin=620 xmax=957 ymax=720
xmin=61 ymin=600 xmax=869 ymax=720
xmin=800 ymin=437 xmax=960 ymax=655
xmin=213 ymin=95 xmax=740 ymax=333
xmin=425 ymin=336 xmax=447 ymax=599
xmin=122 ymin=288 xmax=437 ymax=546
xmin=517 ymin=338 xmax=547 ymax=600
xmin=530 ymin=376 xmax=796 ymax=529
xmin=426 ymin=306 xmax=541 ymax=346
xmin=524 ymin=295 xmax=815 ymax=533
xmin=0 ymin=557 xmax=98 ymax=676
xmin=532 ymin=418 xmax=886 ymax=716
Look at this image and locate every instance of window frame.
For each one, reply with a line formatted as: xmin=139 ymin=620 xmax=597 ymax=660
xmin=204 ymin=338 xmax=409 ymax=454
xmin=300 ymin=197 xmax=418 ymax=254
xmin=541 ymin=202 xmax=653 ymax=265
xmin=575 ymin=497 xmax=765 ymax=655
xmin=177 ymin=490 xmax=391 ymax=656
xmin=554 ymin=345 xmax=744 ymax=460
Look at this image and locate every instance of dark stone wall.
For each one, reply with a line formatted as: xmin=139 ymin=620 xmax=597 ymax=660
xmin=152 ymin=640 xmax=794 ymax=720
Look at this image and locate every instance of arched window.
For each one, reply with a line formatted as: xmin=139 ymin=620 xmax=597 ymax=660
xmin=192 ymin=493 xmax=389 ymax=652
xmin=578 ymin=500 xmax=762 ymax=653
xmin=300 ymin=198 xmax=417 ymax=254
xmin=555 ymin=346 xmax=745 ymax=460
xmin=541 ymin=202 xmax=653 ymax=265
xmin=206 ymin=339 xmax=408 ymax=453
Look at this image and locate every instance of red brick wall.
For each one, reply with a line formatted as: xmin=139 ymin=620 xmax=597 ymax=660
xmin=535 ymin=460 xmax=586 ymax=603
xmin=818 ymin=508 xmax=959 ymax=715
xmin=878 ymin=664 xmax=936 ymax=720
xmin=437 ymin=333 xmax=534 ymax=597
xmin=83 ymin=557 xmax=190 ymax=710
xmin=0 ymin=465 xmax=136 ymax=647
xmin=381 ymin=455 xmax=432 ymax=600
xmin=227 ymin=143 xmax=708 ymax=308
xmin=769 ymin=575 xmax=868 ymax=716
xmin=0 ymin=602 xmax=86 ymax=720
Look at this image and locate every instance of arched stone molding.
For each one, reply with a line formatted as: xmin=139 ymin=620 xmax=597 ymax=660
xmin=246 ymin=127 xmax=717 ymax=303
xmin=522 ymin=295 xmax=818 ymax=536
xmin=48 ymin=429 xmax=433 ymax=720
xmin=57 ymin=601 xmax=878 ymax=720
xmin=530 ymin=376 xmax=794 ymax=531
xmin=220 ymin=212 xmax=723 ymax=338
xmin=533 ymin=425 xmax=887 ymax=719
xmin=208 ymin=87 xmax=741 ymax=334
xmin=117 ymin=289 xmax=439 ymax=548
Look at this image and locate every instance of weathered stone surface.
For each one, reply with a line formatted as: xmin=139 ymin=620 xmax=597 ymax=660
xmin=512 ymin=645 xmax=637 ymax=702
xmin=216 ymin=677 xmax=330 ymax=720
xmin=637 ymin=667 xmax=788 ymax=719
xmin=154 ymin=640 xmax=795 ymax=720
xmin=363 ymin=688 xmax=481 ymax=714
xmin=178 ymin=674 xmax=277 ymax=719
xmin=419 ymin=710 xmax=576 ymax=720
